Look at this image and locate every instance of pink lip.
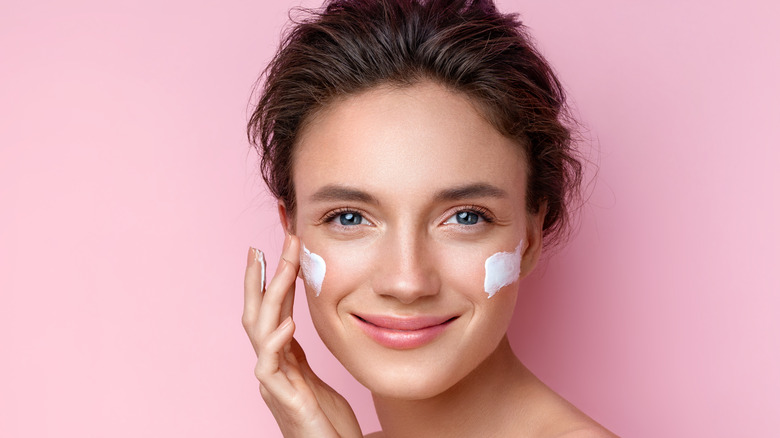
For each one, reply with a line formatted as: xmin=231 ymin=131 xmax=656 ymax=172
xmin=352 ymin=314 xmax=457 ymax=350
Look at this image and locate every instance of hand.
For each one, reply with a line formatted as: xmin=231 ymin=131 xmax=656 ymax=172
xmin=242 ymin=234 xmax=363 ymax=438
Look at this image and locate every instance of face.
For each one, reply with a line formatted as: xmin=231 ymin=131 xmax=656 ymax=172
xmin=284 ymin=81 xmax=544 ymax=400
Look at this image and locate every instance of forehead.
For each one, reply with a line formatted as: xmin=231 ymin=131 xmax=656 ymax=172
xmin=292 ymin=81 xmax=528 ymax=203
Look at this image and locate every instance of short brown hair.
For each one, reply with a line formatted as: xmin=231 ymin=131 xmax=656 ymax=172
xmin=248 ymin=0 xmax=582 ymax=247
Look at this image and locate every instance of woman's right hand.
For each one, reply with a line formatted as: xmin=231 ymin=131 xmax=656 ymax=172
xmin=242 ymin=234 xmax=363 ymax=438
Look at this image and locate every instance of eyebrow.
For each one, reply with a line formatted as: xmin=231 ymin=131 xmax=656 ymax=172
xmin=433 ymin=183 xmax=508 ymax=202
xmin=309 ymin=185 xmax=379 ymax=204
xmin=309 ymin=183 xmax=507 ymax=204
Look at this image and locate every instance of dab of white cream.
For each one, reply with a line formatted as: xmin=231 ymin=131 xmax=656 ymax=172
xmin=254 ymin=249 xmax=266 ymax=292
xmin=483 ymin=241 xmax=524 ymax=298
xmin=300 ymin=243 xmax=326 ymax=297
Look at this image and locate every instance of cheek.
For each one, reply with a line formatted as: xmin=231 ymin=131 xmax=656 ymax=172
xmin=434 ymin=245 xmax=491 ymax=300
xmin=302 ymin=241 xmax=373 ymax=301
xmin=483 ymin=240 xmax=524 ymax=298
xmin=435 ymin=241 xmax=524 ymax=300
xmin=300 ymin=244 xmax=327 ymax=296
xmin=303 ymin=243 xmax=374 ymax=346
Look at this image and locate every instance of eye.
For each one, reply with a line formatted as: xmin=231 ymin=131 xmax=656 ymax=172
xmin=322 ymin=209 xmax=371 ymax=227
xmin=338 ymin=212 xmax=366 ymax=226
xmin=444 ymin=210 xmax=484 ymax=225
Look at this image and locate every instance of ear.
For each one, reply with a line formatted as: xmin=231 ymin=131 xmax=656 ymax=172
xmin=519 ymin=200 xmax=547 ymax=278
xmin=277 ymin=201 xmax=295 ymax=235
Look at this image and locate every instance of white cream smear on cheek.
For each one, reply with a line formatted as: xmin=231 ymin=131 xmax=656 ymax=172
xmin=483 ymin=240 xmax=524 ymax=298
xmin=300 ymin=243 xmax=326 ymax=297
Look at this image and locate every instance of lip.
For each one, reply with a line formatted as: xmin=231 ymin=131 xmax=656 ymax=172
xmin=352 ymin=314 xmax=457 ymax=350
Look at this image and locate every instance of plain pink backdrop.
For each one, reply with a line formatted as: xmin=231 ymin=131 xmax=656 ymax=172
xmin=2 ymin=0 xmax=779 ymax=436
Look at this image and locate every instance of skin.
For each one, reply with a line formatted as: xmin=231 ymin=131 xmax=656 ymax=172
xmin=242 ymin=81 xmax=617 ymax=437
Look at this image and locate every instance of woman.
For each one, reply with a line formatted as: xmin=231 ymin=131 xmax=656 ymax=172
xmin=242 ymin=0 xmax=616 ymax=436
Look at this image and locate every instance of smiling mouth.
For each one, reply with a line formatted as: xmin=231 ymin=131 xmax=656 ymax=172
xmin=352 ymin=314 xmax=458 ymax=349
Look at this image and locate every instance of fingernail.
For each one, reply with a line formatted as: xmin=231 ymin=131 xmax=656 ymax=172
xmin=280 ymin=316 xmax=292 ymax=330
xmin=246 ymin=247 xmax=255 ymax=268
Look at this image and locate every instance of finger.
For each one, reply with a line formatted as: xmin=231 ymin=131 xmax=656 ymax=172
xmin=288 ymin=338 xmax=325 ymax=387
xmin=280 ymin=235 xmax=301 ymax=324
xmin=255 ymin=316 xmax=297 ymax=400
xmin=257 ymin=234 xmax=301 ymax=338
xmin=242 ymin=247 xmax=265 ymax=331
xmin=283 ymin=338 xmax=315 ymax=383
xmin=278 ymin=338 xmax=317 ymax=399
xmin=271 ymin=233 xmax=293 ymax=278
xmin=279 ymin=237 xmax=299 ymax=324
xmin=280 ymin=285 xmax=296 ymax=356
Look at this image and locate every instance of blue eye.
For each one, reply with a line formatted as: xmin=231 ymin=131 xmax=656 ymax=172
xmin=338 ymin=212 xmax=365 ymax=226
xmin=456 ymin=211 xmax=479 ymax=225
xmin=323 ymin=209 xmax=372 ymax=229
xmin=444 ymin=210 xmax=483 ymax=225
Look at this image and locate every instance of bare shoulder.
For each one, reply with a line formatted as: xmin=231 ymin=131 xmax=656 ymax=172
xmin=534 ymin=393 xmax=619 ymax=438
xmin=554 ymin=425 xmax=620 ymax=438
xmin=530 ymin=379 xmax=618 ymax=438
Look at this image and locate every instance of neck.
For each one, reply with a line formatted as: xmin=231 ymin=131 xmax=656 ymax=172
xmin=371 ymin=336 xmax=539 ymax=438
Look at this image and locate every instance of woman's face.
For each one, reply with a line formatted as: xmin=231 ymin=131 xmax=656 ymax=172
xmin=284 ymin=81 xmax=544 ymax=399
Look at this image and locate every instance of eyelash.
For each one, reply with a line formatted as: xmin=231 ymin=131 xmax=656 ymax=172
xmin=450 ymin=205 xmax=495 ymax=224
xmin=320 ymin=207 xmax=371 ymax=226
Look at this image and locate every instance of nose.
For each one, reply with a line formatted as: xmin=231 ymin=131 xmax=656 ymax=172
xmin=371 ymin=228 xmax=441 ymax=304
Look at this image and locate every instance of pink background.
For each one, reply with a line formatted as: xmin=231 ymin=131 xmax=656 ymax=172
xmin=2 ymin=0 xmax=778 ymax=436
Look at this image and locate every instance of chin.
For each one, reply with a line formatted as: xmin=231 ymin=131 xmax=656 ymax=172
xmin=333 ymin=331 xmax=505 ymax=401
xmin=348 ymin=358 xmax=466 ymax=400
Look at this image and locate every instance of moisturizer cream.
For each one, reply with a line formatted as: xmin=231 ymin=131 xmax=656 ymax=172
xmin=254 ymin=248 xmax=266 ymax=292
xmin=300 ymin=243 xmax=326 ymax=296
xmin=483 ymin=241 xmax=524 ymax=298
